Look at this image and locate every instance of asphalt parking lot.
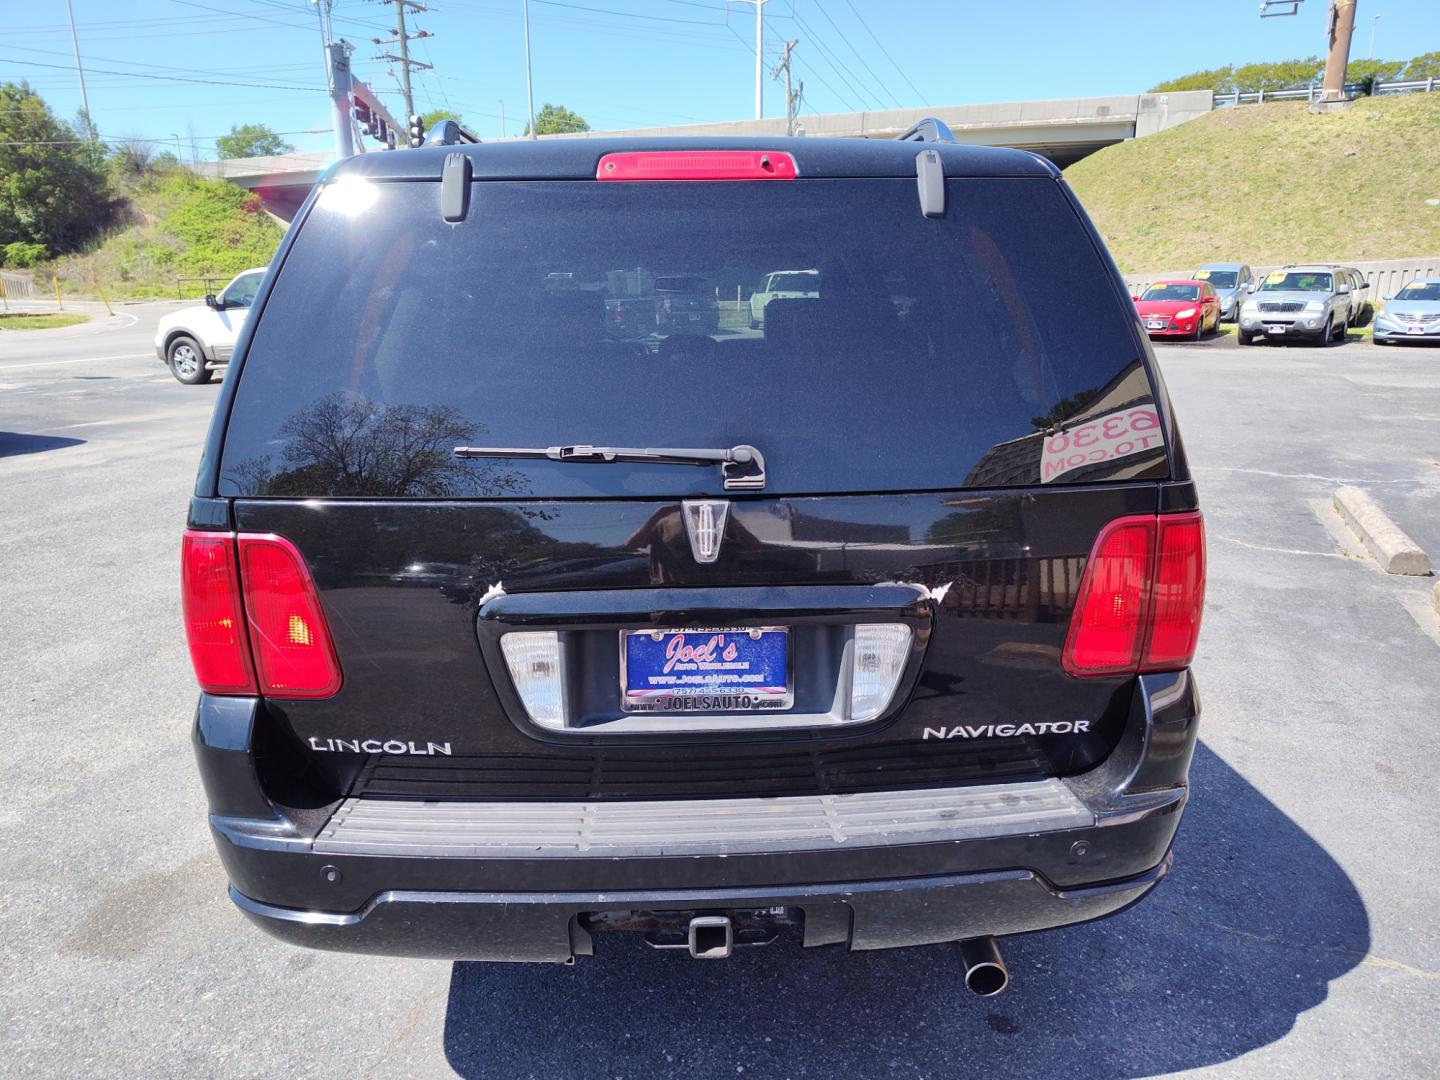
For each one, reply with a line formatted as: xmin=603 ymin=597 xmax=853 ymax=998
xmin=2 ymin=309 xmax=1438 ymax=1079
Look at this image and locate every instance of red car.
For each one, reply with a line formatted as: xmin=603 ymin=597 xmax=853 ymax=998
xmin=1133 ymin=279 xmax=1221 ymax=339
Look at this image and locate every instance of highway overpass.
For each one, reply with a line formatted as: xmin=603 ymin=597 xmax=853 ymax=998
xmin=198 ymin=90 xmax=1213 ymax=220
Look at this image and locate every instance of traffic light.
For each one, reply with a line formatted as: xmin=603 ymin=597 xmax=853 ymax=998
xmin=408 ymin=114 xmax=426 ymax=148
xmin=354 ymin=99 xmax=372 ymax=133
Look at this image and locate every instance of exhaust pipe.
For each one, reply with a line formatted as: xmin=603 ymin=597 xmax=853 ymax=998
xmin=957 ymin=936 xmax=1009 ymax=996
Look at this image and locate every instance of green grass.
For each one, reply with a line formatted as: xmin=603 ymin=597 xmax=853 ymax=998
xmin=0 ymin=312 xmax=89 ymax=330
xmin=39 ymin=167 xmax=284 ymax=300
xmin=1064 ymin=93 xmax=1440 ymax=273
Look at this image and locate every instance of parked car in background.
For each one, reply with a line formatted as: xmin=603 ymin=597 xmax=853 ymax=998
xmin=654 ymin=275 xmax=720 ymax=334
xmin=1134 ymin=280 xmax=1221 ymax=339
xmin=1237 ymin=265 xmax=1350 ymax=345
xmin=154 ymin=267 xmax=267 ymax=384
xmin=1337 ymin=266 xmax=1374 ymax=327
xmin=749 ymin=268 xmax=819 ymax=328
xmin=1192 ymin=263 xmax=1253 ymax=323
xmin=1372 ymin=278 xmax=1440 ymax=345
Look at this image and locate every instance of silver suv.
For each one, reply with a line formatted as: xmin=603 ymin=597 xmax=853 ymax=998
xmin=1238 ymin=265 xmax=1351 ymax=346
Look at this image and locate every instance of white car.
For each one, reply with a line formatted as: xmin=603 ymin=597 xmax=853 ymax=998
xmin=154 ymin=267 xmax=267 ymax=384
xmin=749 ymin=269 xmax=820 ymax=329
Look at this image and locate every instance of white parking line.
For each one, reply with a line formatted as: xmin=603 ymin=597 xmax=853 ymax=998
xmin=0 ymin=352 xmax=151 ymax=370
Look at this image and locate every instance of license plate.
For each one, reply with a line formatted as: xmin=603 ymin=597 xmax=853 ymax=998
xmin=1268 ymin=325 xmax=1286 ymax=334
xmin=621 ymin=627 xmax=791 ymax=713
xmin=1408 ymin=325 xmax=1425 ymax=335
xmin=1146 ymin=320 xmax=1166 ymax=330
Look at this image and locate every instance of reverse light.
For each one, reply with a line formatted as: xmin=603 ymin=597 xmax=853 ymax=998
xmin=850 ymin=623 xmax=913 ymax=721
xmin=501 ymin=631 xmax=567 ymax=729
xmin=1062 ymin=513 xmax=1206 ymax=678
xmin=237 ymin=534 xmax=343 ymax=698
xmin=181 ymin=531 xmax=257 ymax=695
xmin=596 ymin=150 xmax=798 ymax=182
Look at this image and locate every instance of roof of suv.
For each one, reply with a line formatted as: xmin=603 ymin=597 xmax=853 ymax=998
xmin=324 ymin=135 xmax=1060 ymax=183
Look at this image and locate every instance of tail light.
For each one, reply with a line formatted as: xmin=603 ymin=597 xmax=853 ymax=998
xmin=181 ymin=531 xmax=256 ymax=695
xmin=1062 ymin=512 xmax=1205 ymax=678
xmin=181 ymin=531 xmax=342 ymax=698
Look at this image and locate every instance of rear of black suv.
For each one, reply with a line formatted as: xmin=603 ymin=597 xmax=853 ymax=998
xmin=185 ymin=136 xmax=1204 ymax=974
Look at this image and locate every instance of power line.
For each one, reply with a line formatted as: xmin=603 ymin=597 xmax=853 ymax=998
xmin=842 ymin=0 xmax=924 ymax=103
xmin=783 ymin=10 xmax=882 ymax=110
xmin=530 ymin=0 xmax=725 ymax=25
xmin=811 ymin=0 xmax=901 ymax=108
xmin=0 ymin=56 xmax=325 ymax=91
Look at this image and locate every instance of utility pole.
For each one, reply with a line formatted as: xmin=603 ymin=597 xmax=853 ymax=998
xmin=1367 ymin=13 xmax=1378 ymax=59
xmin=1320 ymin=0 xmax=1358 ymax=102
xmin=374 ymin=0 xmax=432 ymax=121
xmin=499 ymin=100 xmax=506 ymax=138
xmin=728 ymin=0 xmax=768 ymax=119
xmin=771 ymin=40 xmax=801 ymax=136
xmin=524 ymin=0 xmax=537 ymax=139
xmin=64 ymin=0 xmax=95 ymax=140
xmin=326 ymin=42 xmax=355 ymax=158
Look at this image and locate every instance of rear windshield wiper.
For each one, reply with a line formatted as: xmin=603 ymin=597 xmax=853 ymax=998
xmin=453 ymin=443 xmax=766 ymax=491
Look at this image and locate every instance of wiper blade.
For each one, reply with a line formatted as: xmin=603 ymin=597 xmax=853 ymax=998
xmin=453 ymin=443 xmax=766 ymax=491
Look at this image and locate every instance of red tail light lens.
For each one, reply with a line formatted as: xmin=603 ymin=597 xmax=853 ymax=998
xmin=181 ymin=531 xmax=257 ymax=695
xmin=1062 ymin=517 xmax=1154 ymax=676
xmin=1142 ymin=513 xmax=1206 ymax=671
xmin=595 ymin=150 xmax=798 ymax=181
xmin=237 ymin=534 xmax=342 ymax=698
xmin=1062 ymin=512 xmax=1206 ymax=678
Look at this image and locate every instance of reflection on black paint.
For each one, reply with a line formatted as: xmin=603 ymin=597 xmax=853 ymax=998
xmin=224 ymin=392 xmax=520 ymax=497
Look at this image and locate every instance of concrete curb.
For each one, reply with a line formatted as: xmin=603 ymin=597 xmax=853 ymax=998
xmin=1431 ymin=580 xmax=1440 ymax=616
xmin=1333 ymin=486 xmax=1432 ymax=576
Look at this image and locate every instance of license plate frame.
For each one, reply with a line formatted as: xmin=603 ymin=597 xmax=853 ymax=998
xmin=1267 ymin=324 xmax=1287 ymax=335
xmin=619 ymin=626 xmax=793 ymax=714
xmin=1407 ymin=325 xmax=1425 ymax=335
xmin=1146 ymin=319 xmax=1166 ymax=330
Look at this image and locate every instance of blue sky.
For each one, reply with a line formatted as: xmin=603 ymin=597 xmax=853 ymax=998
xmin=5 ymin=0 xmax=1437 ymax=158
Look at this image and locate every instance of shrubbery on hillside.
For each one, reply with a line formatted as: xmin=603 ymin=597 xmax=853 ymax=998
xmin=46 ymin=168 xmax=283 ymax=298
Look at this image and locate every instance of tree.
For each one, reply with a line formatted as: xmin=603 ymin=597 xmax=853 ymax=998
xmin=1403 ymin=51 xmax=1440 ymax=81
xmin=1149 ymin=66 xmax=1234 ymax=95
xmin=525 ymin=103 xmax=590 ymax=136
xmin=215 ymin=123 xmax=294 ymax=159
xmin=1230 ymin=57 xmax=1324 ymax=93
xmin=0 ymin=82 xmax=115 ymax=255
xmin=419 ymin=108 xmax=466 ymax=132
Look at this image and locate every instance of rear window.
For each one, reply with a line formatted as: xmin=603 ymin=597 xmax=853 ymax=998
xmin=219 ymin=176 xmax=1163 ymax=499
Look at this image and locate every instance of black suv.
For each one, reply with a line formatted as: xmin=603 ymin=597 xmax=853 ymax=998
xmin=184 ymin=128 xmax=1204 ymax=990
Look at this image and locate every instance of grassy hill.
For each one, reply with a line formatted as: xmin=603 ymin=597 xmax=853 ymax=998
xmin=42 ymin=167 xmax=284 ymax=300
xmin=1064 ymin=92 xmax=1440 ymax=273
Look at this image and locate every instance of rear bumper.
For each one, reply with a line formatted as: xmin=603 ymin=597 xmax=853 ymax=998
xmin=230 ymin=852 xmax=1172 ymax=962
xmin=195 ymin=671 xmax=1200 ymax=961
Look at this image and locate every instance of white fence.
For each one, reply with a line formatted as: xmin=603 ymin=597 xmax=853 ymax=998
xmin=0 ymin=271 xmax=38 ymax=302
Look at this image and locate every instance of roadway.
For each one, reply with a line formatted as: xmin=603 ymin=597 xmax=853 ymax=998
xmin=2 ymin=308 xmax=1438 ymax=1078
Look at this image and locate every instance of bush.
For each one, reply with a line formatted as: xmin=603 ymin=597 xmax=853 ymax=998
xmin=2 ymin=241 xmax=47 ymax=268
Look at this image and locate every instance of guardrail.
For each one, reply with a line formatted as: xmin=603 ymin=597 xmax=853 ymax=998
xmin=1213 ymin=78 xmax=1437 ymax=108
xmin=0 ymin=271 xmax=38 ymax=301
xmin=175 ymin=275 xmax=227 ymax=300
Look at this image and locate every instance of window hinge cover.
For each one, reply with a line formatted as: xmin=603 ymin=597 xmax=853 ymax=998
xmin=916 ymin=149 xmax=945 ymax=219
xmin=441 ymin=153 xmax=472 ymax=222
